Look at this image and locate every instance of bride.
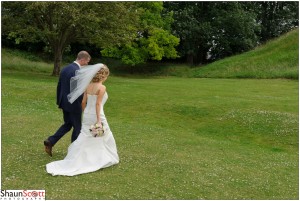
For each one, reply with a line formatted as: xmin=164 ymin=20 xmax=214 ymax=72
xmin=46 ymin=64 xmax=119 ymax=176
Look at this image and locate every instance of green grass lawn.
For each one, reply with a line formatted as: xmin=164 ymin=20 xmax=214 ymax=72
xmin=1 ymin=70 xmax=298 ymax=199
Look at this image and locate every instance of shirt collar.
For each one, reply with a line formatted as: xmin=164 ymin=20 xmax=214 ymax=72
xmin=74 ymin=61 xmax=81 ymax=68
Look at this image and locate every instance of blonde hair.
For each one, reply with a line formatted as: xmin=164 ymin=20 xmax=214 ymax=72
xmin=91 ymin=65 xmax=109 ymax=83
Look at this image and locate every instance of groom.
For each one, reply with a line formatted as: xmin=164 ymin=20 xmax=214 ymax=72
xmin=44 ymin=51 xmax=91 ymax=157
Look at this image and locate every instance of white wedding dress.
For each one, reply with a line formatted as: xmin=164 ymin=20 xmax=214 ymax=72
xmin=46 ymin=92 xmax=119 ymax=176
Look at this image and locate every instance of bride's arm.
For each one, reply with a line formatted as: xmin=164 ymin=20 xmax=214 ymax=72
xmin=96 ymin=85 xmax=106 ymax=125
xmin=81 ymin=91 xmax=87 ymax=112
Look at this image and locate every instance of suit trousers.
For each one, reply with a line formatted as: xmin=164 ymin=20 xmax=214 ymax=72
xmin=48 ymin=110 xmax=82 ymax=146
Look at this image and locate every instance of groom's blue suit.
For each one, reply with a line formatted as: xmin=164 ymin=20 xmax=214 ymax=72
xmin=48 ymin=62 xmax=83 ymax=146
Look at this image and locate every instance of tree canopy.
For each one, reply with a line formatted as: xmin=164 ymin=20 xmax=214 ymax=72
xmin=164 ymin=1 xmax=298 ymax=65
xmin=2 ymin=1 xmax=139 ymax=75
xmin=101 ymin=2 xmax=180 ymax=66
xmin=2 ymin=1 xmax=298 ymax=72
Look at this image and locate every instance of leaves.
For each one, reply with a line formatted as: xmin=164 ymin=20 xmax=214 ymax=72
xmin=101 ymin=2 xmax=180 ymax=66
xmin=164 ymin=1 xmax=298 ymax=65
xmin=2 ymin=2 xmax=140 ymax=74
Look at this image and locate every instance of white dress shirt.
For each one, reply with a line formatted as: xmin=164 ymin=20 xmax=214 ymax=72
xmin=74 ymin=61 xmax=81 ymax=68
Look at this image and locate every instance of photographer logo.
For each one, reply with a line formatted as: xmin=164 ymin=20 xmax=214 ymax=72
xmin=0 ymin=190 xmax=45 ymax=200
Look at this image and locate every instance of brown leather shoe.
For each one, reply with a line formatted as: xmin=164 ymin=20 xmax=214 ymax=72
xmin=44 ymin=140 xmax=53 ymax=157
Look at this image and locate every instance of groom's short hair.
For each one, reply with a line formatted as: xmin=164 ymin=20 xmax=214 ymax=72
xmin=77 ymin=51 xmax=91 ymax=60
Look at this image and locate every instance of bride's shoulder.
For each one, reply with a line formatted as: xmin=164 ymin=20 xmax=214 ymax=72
xmin=98 ymin=84 xmax=106 ymax=92
xmin=98 ymin=83 xmax=106 ymax=89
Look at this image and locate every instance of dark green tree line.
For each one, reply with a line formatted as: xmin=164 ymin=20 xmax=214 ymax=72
xmin=164 ymin=1 xmax=298 ymax=65
xmin=2 ymin=1 xmax=298 ymax=70
xmin=254 ymin=1 xmax=298 ymax=41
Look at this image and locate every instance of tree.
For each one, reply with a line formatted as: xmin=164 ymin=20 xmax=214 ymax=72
xmin=164 ymin=2 xmax=212 ymax=65
xmin=101 ymin=2 xmax=180 ymax=66
xmin=164 ymin=2 xmax=259 ymax=65
xmin=209 ymin=2 xmax=259 ymax=59
xmin=2 ymin=2 xmax=139 ymax=75
xmin=254 ymin=1 xmax=299 ymax=42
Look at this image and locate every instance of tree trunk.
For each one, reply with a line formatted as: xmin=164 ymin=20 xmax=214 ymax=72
xmin=187 ymin=53 xmax=194 ymax=66
xmin=188 ymin=48 xmax=207 ymax=66
xmin=52 ymin=48 xmax=62 ymax=76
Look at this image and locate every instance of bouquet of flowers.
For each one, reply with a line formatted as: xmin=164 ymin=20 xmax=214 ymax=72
xmin=89 ymin=123 xmax=104 ymax=137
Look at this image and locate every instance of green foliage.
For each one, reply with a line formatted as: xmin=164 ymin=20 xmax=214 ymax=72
xmin=164 ymin=2 xmax=260 ymax=65
xmin=2 ymin=1 xmax=139 ymax=75
xmin=210 ymin=3 xmax=259 ymax=59
xmin=2 ymin=2 xmax=138 ymax=48
xmin=147 ymin=28 xmax=179 ymax=60
xmin=2 ymin=27 xmax=298 ymax=80
xmin=163 ymin=1 xmax=298 ymax=65
xmin=189 ymin=28 xmax=299 ymax=79
xmin=137 ymin=1 xmax=165 ymax=29
xmin=251 ymin=1 xmax=299 ymax=41
xmin=101 ymin=44 xmax=145 ymax=66
xmin=1 ymin=69 xmax=298 ymax=199
xmin=101 ymin=2 xmax=179 ymax=66
xmin=2 ymin=1 xmax=298 ymax=69
xmin=102 ymin=29 xmax=298 ymax=79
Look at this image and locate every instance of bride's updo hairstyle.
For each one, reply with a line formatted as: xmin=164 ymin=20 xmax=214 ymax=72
xmin=92 ymin=65 xmax=110 ymax=83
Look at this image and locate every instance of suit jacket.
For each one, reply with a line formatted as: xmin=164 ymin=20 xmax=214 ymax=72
xmin=56 ymin=62 xmax=83 ymax=114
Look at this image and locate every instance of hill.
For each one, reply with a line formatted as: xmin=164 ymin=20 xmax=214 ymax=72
xmin=1 ymin=29 xmax=299 ymax=79
xmin=188 ymin=29 xmax=299 ymax=79
xmin=1 ymin=48 xmax=53 ymax=74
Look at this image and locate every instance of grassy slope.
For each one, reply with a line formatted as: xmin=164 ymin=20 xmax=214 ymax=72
xmin=1 ymin=48 xmax=53 ymax=74
xmin=188 ymin=29 xmax=299 ymax=79
xmin=1 ymin=74 xmax=299 ymax=199
xmin=2 ymin=29 xmax=299 ymax=79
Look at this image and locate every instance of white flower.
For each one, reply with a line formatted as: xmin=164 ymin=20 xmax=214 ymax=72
xmin=89 ymin=123 xmax=104 ymax=137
